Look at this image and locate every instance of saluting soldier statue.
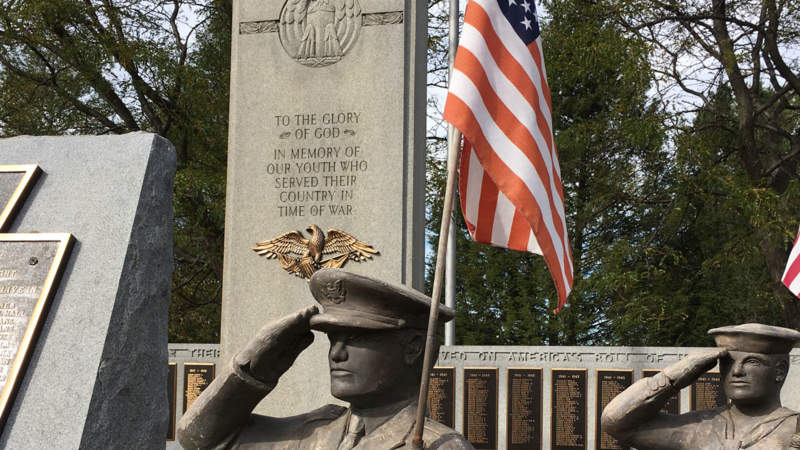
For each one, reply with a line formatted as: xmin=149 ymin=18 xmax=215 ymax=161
xmin=602 ymin=323 xmax=800 ymax=449
xmin=177 ymin=269 xmax=474 ymax=449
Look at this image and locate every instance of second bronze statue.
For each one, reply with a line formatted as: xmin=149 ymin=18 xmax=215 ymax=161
xmin=601 ymin=323 xmax=800 ymax=449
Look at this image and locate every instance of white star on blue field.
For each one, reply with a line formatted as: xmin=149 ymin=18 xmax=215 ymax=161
xmin=497 ymin=0 xmax=541 ymax=45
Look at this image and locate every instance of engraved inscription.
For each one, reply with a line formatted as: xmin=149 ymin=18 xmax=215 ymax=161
xmin=0 ymin=242 xmax=57 ymax=384
xmin=463 ymin=368 xmax=497 ymax=450
xmin=691 ymin=372 xmax=726 ymax=411
xmin=183 ymin=363 xmax=215 ymax=412
xmin=643 ymin=370 xmax=680 ymax=414
xmin=438 ymin=350 xmax=690 ymax=364
xmin=168 ymin=347 xmax=221 ymax=359
xmin=0 ymin=235 xmax=72 ymax=428
xmin=269 ymin=111 xmax=366 ymax=218
xmin=508 ymin=368 xmax=542 ymax=450
xmin=596 ymin=371 xmax=632 ymax=450
xmin=551 ymin=369 xmax=587 ymax=450
xmin=427 ymin=367 xmax=455 ymax=428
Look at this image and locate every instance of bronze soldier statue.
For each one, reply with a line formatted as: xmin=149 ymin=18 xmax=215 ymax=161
xmin=177 ymin=269 xmax=474 ymax=449
xmin=602 ymin=323 xmax=800 ymax=449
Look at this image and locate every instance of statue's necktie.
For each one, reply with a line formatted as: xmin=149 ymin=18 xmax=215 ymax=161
xmin=337 ymin=413 xmax=365 ymax=450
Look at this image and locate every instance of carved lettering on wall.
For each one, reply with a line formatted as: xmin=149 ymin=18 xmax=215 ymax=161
xmin=268 ymin=111 xmax=367 ymax=218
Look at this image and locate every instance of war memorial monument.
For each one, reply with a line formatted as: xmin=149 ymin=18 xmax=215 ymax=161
xmin=167 ymin=0 xmax=800 ymax=448
xmin=0 ymin=0 xmax=796 ymax=448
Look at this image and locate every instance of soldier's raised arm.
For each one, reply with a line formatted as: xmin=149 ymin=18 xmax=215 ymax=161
xmin=601 ymin=348 xmax=727 ymax=448
xmin=177 ymin=306 xmax=318 ymax=449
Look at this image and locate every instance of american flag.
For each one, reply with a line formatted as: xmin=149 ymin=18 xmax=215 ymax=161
xmin=782 ymin=226 xmax=800 ymax=298
xmin=443 ymin=0 xmax=573 ymax=311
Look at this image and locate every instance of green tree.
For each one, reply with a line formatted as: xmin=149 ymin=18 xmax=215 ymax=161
xmin=604 ymin=0 xmax=800 ymax=329
xmin=0 ymin=0 xmax=232 ymax=341
xmin=600 ymin=86 xmax=797 ymax=346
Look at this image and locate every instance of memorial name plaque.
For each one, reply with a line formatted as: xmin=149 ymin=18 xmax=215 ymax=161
xmin=427 ymin=367 xmax=455 ymax=428
xmin=463 ymin=368 xmax=498 ymax=450
xmin=167 ymin=363 xmax=177 ymax=441
xmin=551 ymin=369 xmax=587 ymax=450
xmin=183 ymin=363 xmax=215 ymax=412
xmin=0 ymin=233 xmax=73 ymax=427
xmin=596 ymin=370 xmax=632 ymax=450
xmin=691 ymin=372 xmax=726 ymax=411
xmin=0 ymin=165 xmax=40 ymax=231
xmin=507 ymin=368 xmax=542 ymax=450
xmin=642 ymin=370 xmax=680 ymax=414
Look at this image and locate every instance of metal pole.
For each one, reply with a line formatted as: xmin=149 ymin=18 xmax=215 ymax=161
xmin=411 ymin=127 xmax=461 ymax=449
xmin=444 ymin=0 xmax=460 ymax=348
xmin=444 ymin=221 xmax=456 ymax=346
xmin=411 ymin=0 xmax=461 ymax=444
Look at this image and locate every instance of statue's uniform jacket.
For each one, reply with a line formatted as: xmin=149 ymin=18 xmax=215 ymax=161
xmin=601 ymin=372 xmax=799 ymax=449
xmin=177 ymin=360 xmax=475 ymax=450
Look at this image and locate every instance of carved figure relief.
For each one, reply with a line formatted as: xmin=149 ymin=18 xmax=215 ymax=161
xmin=253 ymin=224 xmax=378 ymax=279
xmin=278 ymin=0 xmax=362 ymax=67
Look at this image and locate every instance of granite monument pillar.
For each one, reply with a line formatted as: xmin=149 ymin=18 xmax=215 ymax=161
xmin=223 ymin=0 xmax=427 ymax=415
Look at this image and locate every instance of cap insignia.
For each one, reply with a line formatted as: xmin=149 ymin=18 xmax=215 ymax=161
xmin=323 ymin=280 xmax=347 ymax=304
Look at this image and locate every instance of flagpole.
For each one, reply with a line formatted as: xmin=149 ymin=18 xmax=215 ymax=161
xmin=411 ymin=0 xmax=461 ymax=445
xmin=444 ymin=0 xmax=461 ymax=349
xmin=444 ymin=221 xmax=456 ymax=345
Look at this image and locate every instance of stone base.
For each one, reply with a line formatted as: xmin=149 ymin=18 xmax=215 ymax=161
xmin=0 ymin=133 xmax=175 ymax=449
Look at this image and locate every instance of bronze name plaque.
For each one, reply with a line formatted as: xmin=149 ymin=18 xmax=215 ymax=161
xmin=0 ymin=165 xmax=40 ymax=231
xmin=643 ymin=370 xmax=680 ymax=414
xmin=596 ymin=370 xmax=632 ymax=450
xmin=427 ymin=367 xmax=455 ymax=428
xmin=691 ymin=372 xmax=726 ymax=411
xmin=183 ymin=363 xmax=215 ymax=412
xmin=0 ymin=233 xmax=73 ymax=427
xmin=463 ymin=368 xmax=498 ymax=450
xmin=507 ymin=368 xmax=542 ymax=450
xmin=167 ymin=363 xmax=177 ymax=440
xmin=551 ymin=369 xmax=587 ymax=450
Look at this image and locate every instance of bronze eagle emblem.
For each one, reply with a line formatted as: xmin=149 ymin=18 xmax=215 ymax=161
xmin=252 ymin=224 xmax=378 ymax=279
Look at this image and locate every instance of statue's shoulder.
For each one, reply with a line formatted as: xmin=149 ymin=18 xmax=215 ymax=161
xmin=249 ymin=404 xmax=347 ymax=425
xmin=300 ymin=404 xmax=349 ymax=424
xmin=233 ymin=404 xmax=348 ymax=446
xmin=676 ymin=406 xmax=729 ymax=424
xmin=423 ymin=418 xmax=475 ymax=449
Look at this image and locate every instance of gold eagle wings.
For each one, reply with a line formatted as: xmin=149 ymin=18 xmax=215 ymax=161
xmin=253 ymin=224 xmax=378 ymax=279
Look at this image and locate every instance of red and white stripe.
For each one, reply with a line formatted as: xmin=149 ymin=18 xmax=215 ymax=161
xmin=782 ymin=226 xmax=800 ymax=298
xmin=444 ymin=0 xmax=573 ymax=311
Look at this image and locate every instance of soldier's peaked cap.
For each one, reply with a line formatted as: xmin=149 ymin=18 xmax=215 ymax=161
xmin=308 ymin=269 xmax=455 ymax=332
xmin=708 ymin=323 xmax=800 ymax=354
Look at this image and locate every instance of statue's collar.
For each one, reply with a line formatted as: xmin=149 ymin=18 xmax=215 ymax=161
xmin=724 ymin=405 xmax=799 ymax=447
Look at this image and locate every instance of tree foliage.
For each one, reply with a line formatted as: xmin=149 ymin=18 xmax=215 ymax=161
xmin=0 ymin=0 xmax=231 ymax=342
xmin=602 ymin=0 xmax=800 ymax=329
xmin=1 ymin=0 xmax=797 ymax=345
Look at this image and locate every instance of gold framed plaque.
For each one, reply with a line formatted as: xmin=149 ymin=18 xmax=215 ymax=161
xmin=462 ymin=367 xmax=498 ymax=450
xmin=507 ymin=367 xmax=543 ymax=450
xmin=183 ymin=362 xmax=216 ymax=412
xmin=427 ymin=366 xmax=456 ymax=428
xmin=0 ymin=165 xmax=41 ymax=231
xmin=0 ymin=233 xmax=73 ymax=428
